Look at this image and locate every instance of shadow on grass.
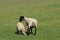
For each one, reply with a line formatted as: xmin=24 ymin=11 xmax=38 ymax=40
xmin=14 ymin=31 xmax=31 ymax=36
xmin=15 ymin=31 xmax=24 ymax=35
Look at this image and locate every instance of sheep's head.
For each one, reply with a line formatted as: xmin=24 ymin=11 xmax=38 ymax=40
xmin=19 ymin=16 xmax=24 ymax=22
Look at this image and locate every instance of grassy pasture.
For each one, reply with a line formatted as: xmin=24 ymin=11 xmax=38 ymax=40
xmin=0 ymin=0 xmax=60 ymax=40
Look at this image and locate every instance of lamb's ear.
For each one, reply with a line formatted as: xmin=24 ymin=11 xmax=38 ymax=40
xmin=19 ymin=16 xmax=24 ymax=22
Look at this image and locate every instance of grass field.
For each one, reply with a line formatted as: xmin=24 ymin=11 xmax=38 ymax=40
xmin=0 ymin=0 xmax=60 ymax=40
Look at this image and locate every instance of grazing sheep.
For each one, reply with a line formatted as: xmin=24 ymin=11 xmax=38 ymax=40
xmin=16 ymin=18 xmax=27 ymax=36
xmin=19 ymin=16 xmax=37 ymax=35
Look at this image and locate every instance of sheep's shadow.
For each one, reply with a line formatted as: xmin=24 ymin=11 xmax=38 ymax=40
xmin=15 ymin=31 xmax=24 ymax=35
xmin=15 ymin=31 xmax=30 ymax=35
xmin=14 ymin=28 xmax=35 ymax=35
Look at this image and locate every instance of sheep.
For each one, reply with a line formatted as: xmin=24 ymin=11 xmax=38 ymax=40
xmin=19 ymin=16 xmax=37 ymax=35
xmin=16 ymin=18 xmax=27 ymax=36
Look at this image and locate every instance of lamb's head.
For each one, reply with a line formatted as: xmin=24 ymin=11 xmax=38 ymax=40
xmin=19 ymin=16 xmax=24 ymax=22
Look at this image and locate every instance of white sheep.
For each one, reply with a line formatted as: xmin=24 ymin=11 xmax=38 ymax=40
xmin=16 ymin=21 xmax=27 ymax=36
xmin=19 ymin=16 xmax=37 ymax=35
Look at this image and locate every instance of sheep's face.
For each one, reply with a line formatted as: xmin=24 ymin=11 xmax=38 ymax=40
xmin=19 ymin=16 xmax=24 ymax=22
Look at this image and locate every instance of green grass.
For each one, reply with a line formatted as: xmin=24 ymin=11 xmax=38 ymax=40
xmin=0 ymin=0 xmax=60 ymax=40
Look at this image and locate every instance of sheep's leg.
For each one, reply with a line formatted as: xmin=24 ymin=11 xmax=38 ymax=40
xmin=35 ymin=27 xmax=37 ymax=35
xmin=22 ymin=31 xmax=27 ymax=36
xmin=17 ymin=30 xmax=19 ymax=33
xmin=28 ymin=28 xmax=30 ymax=33
xmin=27 ymin=28 xmax=30 ymax=35
xmin=16 ymin=27 xmax=19 ymax=33
xmin=27 ymin=25 xmax=30 ymax=35
xmin=31 ymin=28 xmax=33 ymax=34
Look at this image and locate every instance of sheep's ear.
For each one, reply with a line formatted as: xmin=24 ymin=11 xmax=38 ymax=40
xmin=19 ymin=16 xmax=24 ymax=22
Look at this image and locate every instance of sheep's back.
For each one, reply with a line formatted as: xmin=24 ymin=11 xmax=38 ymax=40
xmin=17 ymin=22 xmax=25 ymax=31
xmin=27 ymin=18 xmax=37 ymax=27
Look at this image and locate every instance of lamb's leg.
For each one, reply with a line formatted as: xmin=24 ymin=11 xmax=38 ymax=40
xmin=22 ymin=31 xmax=27 ymax=36
xmin=16 ymin=27 xmax=19 ymax=33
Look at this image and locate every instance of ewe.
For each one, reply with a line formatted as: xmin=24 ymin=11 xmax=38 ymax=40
xmin=19 ymin=16 xmax=37 ymax=35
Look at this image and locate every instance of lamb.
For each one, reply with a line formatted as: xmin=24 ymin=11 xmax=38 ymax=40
xmin=19 ymin=16 xmax=37 ymax=35
xmin=16 ymin=17 xmax=27 ymax=36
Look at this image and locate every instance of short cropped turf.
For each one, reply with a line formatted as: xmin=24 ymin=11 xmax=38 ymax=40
xmin=0 ymin=0 xmax=60 ymax=40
